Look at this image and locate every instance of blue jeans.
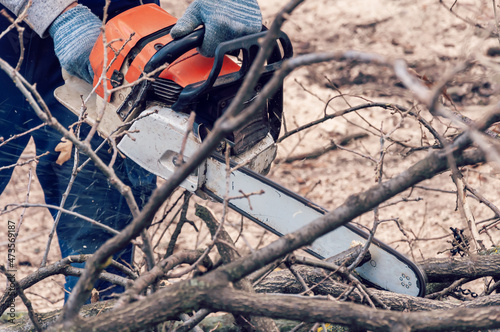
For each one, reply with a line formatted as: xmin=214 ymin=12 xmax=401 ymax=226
xmin=0 ymin=1 xmax=157 ymax=302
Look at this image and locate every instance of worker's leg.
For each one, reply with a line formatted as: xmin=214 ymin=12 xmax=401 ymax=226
xmin=0 ymin=15 xmax=156 ymax=302
xmin=34 ymin=119 xmax=156 ymax=301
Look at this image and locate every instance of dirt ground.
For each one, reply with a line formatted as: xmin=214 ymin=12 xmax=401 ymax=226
xmin=1 ymin=0 xmax=500 ymax=317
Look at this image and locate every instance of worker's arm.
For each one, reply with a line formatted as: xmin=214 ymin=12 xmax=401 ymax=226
xmin=48 ymin=3 xmax=101 ymax=84
xmin=0 ymin=0 xmax=100 ymax=83
xmin=1 ymin=0 xmax=78 ymax=37
xmin=1 ymin=1 xmax=263 ymax=83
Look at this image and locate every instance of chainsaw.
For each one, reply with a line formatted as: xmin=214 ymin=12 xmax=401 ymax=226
xmin=55 ymin=4 xmax=426 ymax=297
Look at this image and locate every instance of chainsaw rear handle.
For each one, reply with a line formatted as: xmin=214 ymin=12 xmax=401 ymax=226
xmin=146 ymin=26 xmax=294 ymax=77
xmin=171 ymin=28 xmax=293 ymax=111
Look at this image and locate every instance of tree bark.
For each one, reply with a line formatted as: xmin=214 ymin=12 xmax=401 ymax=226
xmin=254 ymin=265 xmax=457 ymax=311
xmin=12 ymin=264 xmax=500 ymax=332
xmin=207 ymin=288 xmax=500 ymax=332
xmin=418 ymin=254 xmax=500 ymax=282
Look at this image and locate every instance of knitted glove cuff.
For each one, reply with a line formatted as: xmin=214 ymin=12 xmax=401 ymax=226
xmin=49 ymin=4 xmax=101 ymax=84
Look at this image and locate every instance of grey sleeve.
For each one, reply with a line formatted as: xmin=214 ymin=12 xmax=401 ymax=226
xmin=1 ymin=0 xmax=77 ymax=37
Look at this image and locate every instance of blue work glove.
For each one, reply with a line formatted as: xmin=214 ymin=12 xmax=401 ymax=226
xmin=170 ymin=0 xmax=262 ymax=57
xmin=48 ymin=5 xmax=101 ymax=84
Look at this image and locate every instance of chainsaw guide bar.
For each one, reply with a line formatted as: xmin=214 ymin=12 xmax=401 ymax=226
xmin=116 ymin=104 xmax=426 ymax=297
xmin=203 ymin=154 xmax=427 ymax=297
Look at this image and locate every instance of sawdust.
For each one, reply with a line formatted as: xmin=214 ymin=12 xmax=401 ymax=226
xmin=1 ymin=0 xmax=500 ymax=314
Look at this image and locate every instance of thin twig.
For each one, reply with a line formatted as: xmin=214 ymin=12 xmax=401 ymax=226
xmin=0 ymin=152 xmax=50 ymax=171
xmin=426 ymin=278 xmax=471 ymax=300
xmin=3 ymin=203 xmax=126 ymax=239
xmin=0 ymin=123 xmax=46 ymax=148
xmin=41 ymin=127 xmax=81 ymax=267
xmin=177 ymin=312 xmax=205 ymax=332
xmin=0 ymin=265 xmax=42 ymax=332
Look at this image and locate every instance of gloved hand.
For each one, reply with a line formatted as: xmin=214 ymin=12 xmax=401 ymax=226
xmin=170 ymin=0 xmax=262 ymax=57
xmin=48 ymin=5 xmax=101 ymax=84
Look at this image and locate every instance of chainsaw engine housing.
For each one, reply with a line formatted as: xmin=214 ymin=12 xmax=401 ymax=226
xmin=89 ymin=4 xmax=291 ymax=144
xmin=56 ymin=4 xmax=292 ymax=191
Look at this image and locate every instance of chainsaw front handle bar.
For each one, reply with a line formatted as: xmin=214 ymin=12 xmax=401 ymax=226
xmin=116 ymin=26 xmax=292 ymax=119
xmin=172 ymin=27 xmax=293 ymax=111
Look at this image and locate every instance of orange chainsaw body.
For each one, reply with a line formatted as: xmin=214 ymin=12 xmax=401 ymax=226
xmin=89 ymin=3 xmax=240 ymax=101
